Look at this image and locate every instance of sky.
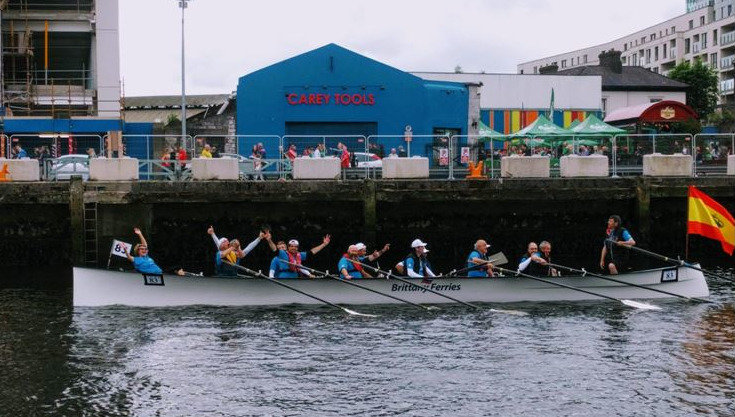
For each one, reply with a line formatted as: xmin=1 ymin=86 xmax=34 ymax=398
xmin=119 ymin=0 xmax=683 ymax=96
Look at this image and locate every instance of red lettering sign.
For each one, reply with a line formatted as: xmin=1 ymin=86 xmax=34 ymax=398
xmin=286 ymin=93 xmax=375 ymax=106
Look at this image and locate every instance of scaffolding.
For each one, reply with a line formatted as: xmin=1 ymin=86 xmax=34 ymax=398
xmin=1 ymin=0 xmax=102 ymax=117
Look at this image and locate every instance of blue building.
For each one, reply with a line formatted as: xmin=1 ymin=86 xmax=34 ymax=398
xmin=236 ymin=44 xmax=469 ymax=158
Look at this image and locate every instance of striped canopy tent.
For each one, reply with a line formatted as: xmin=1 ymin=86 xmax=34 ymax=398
xmin=570 ymin=114 xmax=626 ymax=136
xmin=509 ymin=114 xmax=572 ymax=139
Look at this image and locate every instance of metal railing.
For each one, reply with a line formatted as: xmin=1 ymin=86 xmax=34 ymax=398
xmin=5 ymin=132 xmax=735 ymax=181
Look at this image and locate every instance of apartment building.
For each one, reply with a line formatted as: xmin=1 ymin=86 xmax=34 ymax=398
xmin=518 ymin=1 xmax=735 ymax=105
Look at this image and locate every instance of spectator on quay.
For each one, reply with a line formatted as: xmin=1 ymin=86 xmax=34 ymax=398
xmin=176 ymin=145 xmax=188 ymax=168
xmin=312 ymin=143 xmax=325 ymax=158
xmin=285 ymin=144 xmax=297 ymax=161
xmin=250 ymin=146 xmax=264 ymax=181
xmin=387 ymin=148 xmax=398 ymax=158
xmin=87 ymin=148 xmax=97 ymax=158
xmin=12 ymin=143 xmax=28 ymax=159
xmin=578 ymin=145 xmax=590 ymax=156
xmin=257 ymin=142 xmax=267 ymax=159
xmin=303 ymin=146 xmax=313 ymax=157
xmin=211 ymin=145 xmax=221 ymax=158
xmin=161 ymin=148 xmax=172 ymax=168
xmin=398 ymin=145 xmax=407 ymax=157
xmin=338 ymin=142 xmax=350 ymax=168
xmin=200 ymin=144 xmax=213 ymax=158
xmin=520 ymin=144 xmax=531 ymax=156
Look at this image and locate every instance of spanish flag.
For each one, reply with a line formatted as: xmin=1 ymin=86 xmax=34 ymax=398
xmin=687 ymin=186 xmax=735 ymax=255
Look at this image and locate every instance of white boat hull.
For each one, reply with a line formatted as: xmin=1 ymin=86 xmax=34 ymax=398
xmin=73 ymin=266 xmax=710 ymax=307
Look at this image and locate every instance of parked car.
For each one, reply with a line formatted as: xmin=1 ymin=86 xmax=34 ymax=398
xmin=51 ymin=154 xmax=90 ymax=180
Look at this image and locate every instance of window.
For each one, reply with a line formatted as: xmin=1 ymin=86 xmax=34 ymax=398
xmin=655 ymin=46 xmax=659 ymax=61
xmin=702 ymin=33 xmax=707 ymax=49
xmin=700 ymin=16 xmax=705 ymax=26
xmin=601 ymin=98 xmax=608 ymax=116
xmin=729 ymin=5 xmax=732 ymax=16
xmin=651 ymin=33 xmax=656 ymax=41
xmin=671 ymin=25 xmax=676 ymax=34
xmin=622 ymin=56 xmax=627 ymax=64
xmin=646 ymin=49 xmax=651 ymax=64
xmin=624 ymin=43 xmax=628 ymax=51
xmin=533 ymin=66 xmax=537 ymax=74
xmin=641 ymin=36 xmax=646 ymax=44
xmin=652 ymin=67 xmax=659 ymax=74
xmin=583 ymin=54 xmax=588 ymax=63
xmin=685 ymin=38 xmax=691 ymax=54
xmin=663 ymin=43 xmax=667 ymax=58
xmin=711 ymin=52 xmax=718 ymax=68
xmin=689 ymin=20 xmax=693 ymax=29
xmin=650 ymin=98 xmax=662 ymax=103
xmin=561 ymin=59 xmax=567 ymax=68
xmin=714 ymin=29 xmax=718 ymax=46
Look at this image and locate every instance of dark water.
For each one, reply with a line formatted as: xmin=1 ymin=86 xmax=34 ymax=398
xmin=1 ymin=274 xmax=734 ymax=416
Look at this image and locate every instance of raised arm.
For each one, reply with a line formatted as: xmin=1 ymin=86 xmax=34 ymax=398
xmin=310 ymin=234 xmax=331 ymax=255
xmin=134 ymin=228 xmax=148 ymax=248
xmin=367 ymin=243 xmax=390 ymax=261
xmin=263 ymin=231 xmax=277 ymax=251
xmin=207 ymin=225 xmax=220 ymax=247
xmin=242 ymin=235 xmax=262 ymax=256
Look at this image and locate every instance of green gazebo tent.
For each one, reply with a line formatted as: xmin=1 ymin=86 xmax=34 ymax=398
xmin=509 ymin=115 xmax=571 ymax=138
xmin=570 ymin=114 xmax=626 ymax=135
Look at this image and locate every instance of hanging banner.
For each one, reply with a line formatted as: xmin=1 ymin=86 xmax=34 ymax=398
xmin=439 ymin=148 xmax=449 ymax=166
xmin=460 ymin=147 xmax=470 ymax=164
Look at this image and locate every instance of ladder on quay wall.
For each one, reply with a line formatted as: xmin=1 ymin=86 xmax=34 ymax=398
xmin=83 ymin=203 xmax=98 ymax=266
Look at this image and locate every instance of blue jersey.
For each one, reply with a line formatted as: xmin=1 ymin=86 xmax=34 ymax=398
xmin=404 ymin=256 xmax=430 ymax=276
xmin=274 ymin=249 xmax=308 ymax=278
xmin=466 ymin=250 xmax=488 ymax=277
xmin=338 ymin=256 xmax=363 ymax=278
xmin=133 ymin=255 xmax=162 ymax=274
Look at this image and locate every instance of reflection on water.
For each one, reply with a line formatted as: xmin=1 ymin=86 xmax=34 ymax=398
xmin=0 ymin=271 xmax=734 ymax=416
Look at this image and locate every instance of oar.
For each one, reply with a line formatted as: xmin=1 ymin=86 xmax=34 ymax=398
xmin=492 ymin=266 xmax=661 ymax=311
xmin=223 ymin=261 xmax=376 ymax=317
xmin=546 ymin=262 xmax=712 ymax=304
xmin=611 ymin=242 xmax=735 ymax=283
xmin=449 ymin=252 xmax=509 ymax=277
xmin=350 ymin=259 xmax=528 ymax=316
xmin=280 ymin=260 xmax=436 ymax=311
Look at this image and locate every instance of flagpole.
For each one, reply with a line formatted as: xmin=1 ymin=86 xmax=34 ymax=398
xmin=685 ymin=186 xmax=690 ymax=261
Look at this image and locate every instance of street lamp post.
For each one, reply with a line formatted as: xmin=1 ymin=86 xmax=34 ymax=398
xmin=177 ymin=0 xmax=190 ymax=152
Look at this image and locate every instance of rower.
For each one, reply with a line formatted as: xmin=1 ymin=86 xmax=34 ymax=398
xmin=355 ymin=242 xmax=389 ymax=278
xmin=273 ymin=235 xmax=331 ymax=278
xmin=404 ymin=239 xmax=436 ymax=278
xmin=600 ymin=215 xmax=635 ymax=275
xmin=338 ymin=245 xmax=364 ymax=279
xmin=269 ymin=240 xmax=287 ymax=278
xmin=518 ymin=242 xmax=547 ymax=276
xmin=122 ymin=227 xmax=163 ymax=274
xmin=538 ymin=241 xmax=559 ymax=276
xmin=208 ymin=225 xmax=276 ymax=276
xmin=466 ymin=239 xmax=493 ymax=277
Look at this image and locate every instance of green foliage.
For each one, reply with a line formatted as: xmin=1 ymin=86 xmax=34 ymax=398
xmin=707 ymin=108 xmax=735 ymax=132
xmin=671 ymin=118 xmax=702 ymax=135
xmin=668 ymin=59 xmax=719 ymax=119
xmin=166 ymin=114 xmax=181 ymax=126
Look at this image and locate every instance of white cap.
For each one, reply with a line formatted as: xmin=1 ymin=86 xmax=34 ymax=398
xmin=218 ymin=238 xmax=228 ymax=246
xmin=355 ymin=242 xmax=367 ymax=250
xmin=411 ymin=239 xmax=428 ymax=248
xmin=348 ymin=245 xmax=358 ymax=252
xmin=288 ymin=239 xmax=299 ymax=246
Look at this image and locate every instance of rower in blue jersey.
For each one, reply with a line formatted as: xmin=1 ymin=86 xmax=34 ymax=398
xmin=466 ymin=239 xmax=493 ymax=277
xmin=355 ymin=242 xmax=390 ymax=278
xmin=404 ymin=239 xmax=436 ymax=278
xmin=338 ymin=245 xmax=364 ymax=279
xmin=272 ymin=235 xmax=330 ymax=278
xmin=123 ymin=227 xmax=163 ymax=274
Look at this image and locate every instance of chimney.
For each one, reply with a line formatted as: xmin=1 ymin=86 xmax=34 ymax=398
xmin=598 ymin=49 xmax=623 ymax=73
xmin=539 ymin=63 xmax=558 ymax=74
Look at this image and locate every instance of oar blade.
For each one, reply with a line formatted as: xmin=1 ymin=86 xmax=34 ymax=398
xmin=489 ymin=308 xmax=528 ymax=316
xmin=488 ymin=252 xmax=509 ymax=266
xmin=621 ymin=299 xmax=661 ymax=310
xmin=343 ymin=308 xmax=379 ymax=317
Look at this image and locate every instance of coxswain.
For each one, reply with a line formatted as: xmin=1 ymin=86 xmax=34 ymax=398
xmin=338 ymin=245 xmax=364 ymax=279
xmin=273 ymin=235 xmax=331 ymax=278
xmin=466 ymin=239 xmax=493 ymax=277
xmin=404 ymin=239 xmax=436 ymax=278
xmin=600 ymin=215 xmax=635 ymax=275
xmin=123 ymin=227 xmax=163 ymax=274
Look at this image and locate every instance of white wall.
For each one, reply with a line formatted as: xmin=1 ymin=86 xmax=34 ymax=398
xmin=94 ymin=0 xmax=121 ymax=117
xmin=414 ymin=72 xmax=602 ymax=110
xmin=604 ymin=91 xmax=687 ymax=115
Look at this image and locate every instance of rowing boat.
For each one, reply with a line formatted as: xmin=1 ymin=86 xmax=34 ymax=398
xmin=73 ymin=265 xmax=709 ymax=307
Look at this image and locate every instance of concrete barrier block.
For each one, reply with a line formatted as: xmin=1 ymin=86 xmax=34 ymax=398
xmin=0 ymin=158 xmax=40 ymax=181
xmin=728 ymin=155 xmax=735 ymax=175
xmin=559 ymin=154 xmax=609 ymax=177
xmin=293 ymin=157 xmax=341 ymax=180
xmin=89 ymin=157 xmax=139 ymax=181
xmin=501 ymin=155 xmax=550 ymax=178
xmin=191 ymin=157 xmax=239 ymax=180
xmin=642 ymin=153 xmax=693 ymax=177
xmin=382 ymin=157 xmax=429 ymax=179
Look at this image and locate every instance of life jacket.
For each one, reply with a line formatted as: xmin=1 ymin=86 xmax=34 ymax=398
xmin=287 ymin=251 xmax=302 ymax=272
xmin=224 ymin=250 xmax=237 ymax=264
xmin=343 ymin=254 xmax=363 ymax=273
xmin=605 ymin=227 xmax=630 ymax=263
xmin=526 ymin=252 xmax=551 ymax=276
xmin=404 ymin=252 xmax=431 ymax=276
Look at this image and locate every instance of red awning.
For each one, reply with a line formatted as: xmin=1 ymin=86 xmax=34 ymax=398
xmin=604 ymin=100 xmax=698 ymax=124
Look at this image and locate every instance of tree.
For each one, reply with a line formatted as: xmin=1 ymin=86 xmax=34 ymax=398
xmin=668 ymin=59 xmax=719 ymax=119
